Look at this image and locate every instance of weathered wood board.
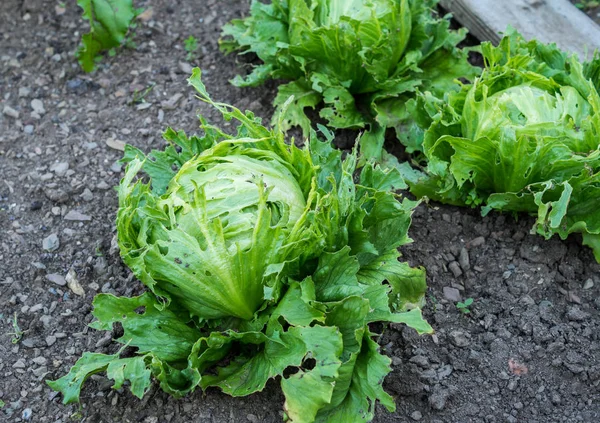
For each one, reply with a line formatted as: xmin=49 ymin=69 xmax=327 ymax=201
xmin=439 ymin=0 xmax=600 ymax=59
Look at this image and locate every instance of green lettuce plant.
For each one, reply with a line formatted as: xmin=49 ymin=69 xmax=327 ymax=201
xmin=220 ymin=0 xmax=478 ymax=161
xmin=400 ymin=30 xmax=600 ymax=261
xmin=77 ymin=0 xmax=141 ymax=72
xmin=48 ymin=69 xmax=432 ymax=422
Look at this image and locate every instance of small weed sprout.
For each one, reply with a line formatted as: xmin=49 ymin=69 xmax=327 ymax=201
xmin=456 ymin=298 xmax=474 ymax=314
xmin=7 ymin=313 xmax=24 ymax=344
xmin=184 ymin=35 xmax=199 ymax=61
xmin=129 ymin=83 xmax=155 ymax=105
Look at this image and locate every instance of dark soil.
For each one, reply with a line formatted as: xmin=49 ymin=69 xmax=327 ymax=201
xmin=1 ymin=1 xmax=599 ymax=423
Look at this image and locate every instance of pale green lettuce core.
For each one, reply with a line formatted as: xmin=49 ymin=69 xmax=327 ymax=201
xmin=172 ymin=153 xmax=307 ymax=250
xmin=140 ymin=152 xmax=307 ymax=320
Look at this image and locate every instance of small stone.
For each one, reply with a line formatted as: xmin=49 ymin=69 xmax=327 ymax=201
xmin=106 ymin=138 xmax=126 ymax=151
xmin=449 ymin=330 xmax=470 ymax=348
xmin=443 ymin=286 xmax=461 ymax=302
xmin=410 ymin=411 xmax=423 ymax=421
xmin=469 ymin=236 xmax=485 ymax=247
xmin=21 ymin=338 xmax=39 ymax=348
xmin=458 ymin=248 xmax=470 ymax=271
xmin=95 ymin=333 xmax=113 ymax=348
xmin=80 ymin=188 xmax=94 ymax=202
xmin=520 ymin=295 xmax=535 ymax=306
xmin=40 ymin=315 xmax=52 ymax=327
xmin=22 ymin=408 xmax=32 ymax=421
xmin=110 ymin=161 xmax=122 ymax=172
xmin=45 ymin=335 xmax=57 ymax=347
xmin=179 ymin=61 xmax=193 ymax=74
xmin=46 ymin=273 xmax=66 ymax=286
xmin=583 ymin=279 xmax=594 ymax=290
xmin=13 ymin=359 xmax=26 ymax=368
xmin=44 ymin=188 xmax=69 ymax=203
xmin=429 ymin=388 xmax=449 ymax=410
xmin=448 ymin=261 xmax=463 ymax=278
xmin=566 ymin=306 xmax=590 ymax=322
xmin=32 ymin=356 xmax=47 ymax=365
xmin=97 ymin=180 xmax=110 ymax=190
xmin=49 ymin=162 xmax=69 ymax=176
xmin=66 ymin=268 xmax=85 ymax=296
xmin=409 ymin=355 xmax=430 ymax=368
xmin=42 ymin=234 xmax=60 ymax=252
xmin=29 ymin=304 xmax=43 ymax=313
xmin=18 ymin=87 xmax=30 ymax=97
xmin=246 ymin=414 xmax=259 ymax=423
xmin=32 ymin=365 xmax=48 ymax=378
xmin=24 ymin=124 xmax=34 ymax=134
xmin=31 ymin=99 xmax=45 ymax=115
xmin=160 ymin=93 xmax=183 ymax=110
xmin=3 ymin=105 xmax=19 ymax=118
xmin=437 ymin=364 xmax=453 ymax=379
xmin=64 ymin=210 xmax=92 ymax=221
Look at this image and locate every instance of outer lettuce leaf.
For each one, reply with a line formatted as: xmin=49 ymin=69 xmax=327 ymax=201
xmin=90 ymin=293 xmax=200 ymax=362
xmin=401 ymin=30 xmax=600 ymax=261
xmin=48 ymin=70 xmax=432 ymax=422
xmin=221 ymin=0 xmax=478 ymax=160
xmin=46 ymin=353 xmax=152 ymax=404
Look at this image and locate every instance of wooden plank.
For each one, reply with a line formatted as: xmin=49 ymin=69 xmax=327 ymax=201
xmin=439 ymin=0 xmax=600 ymax=59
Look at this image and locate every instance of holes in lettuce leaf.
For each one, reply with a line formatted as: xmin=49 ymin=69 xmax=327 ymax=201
xmin=302 ymin=357 xmax=316 ymax=371
xmin=134 ymin=306 xmax=146 ymax=315
xmin=240 ymin=204 xmax=258 ymax=216
xmin=113 ymin=321 xmax=125 ymax=338
xmin=267 ymin=201 xmax=284 ymax=226
xmin=158 ymin=245 xmax=169 ymax=256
